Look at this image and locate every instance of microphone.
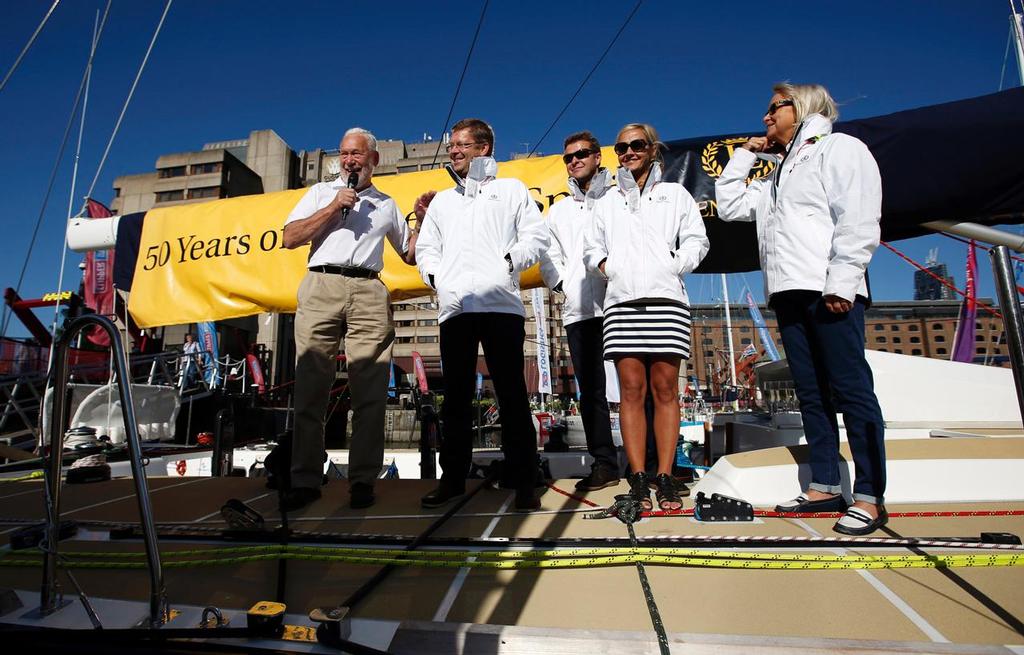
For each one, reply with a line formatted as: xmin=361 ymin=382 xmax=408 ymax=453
xmin=341 ymin=171 xmax=359 ymax=219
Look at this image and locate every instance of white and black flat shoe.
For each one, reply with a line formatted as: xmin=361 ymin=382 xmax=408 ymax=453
xmin=774 ymin=493 xmax=848 ymax=513
xmin=833 ymin=506 xmax=888 ymax=535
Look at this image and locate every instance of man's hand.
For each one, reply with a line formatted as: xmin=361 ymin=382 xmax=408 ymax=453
xmin=823 ymin=294 xmax=853 ymax=313
xmin=742 ymin=136 xmax=770 ymax=152
xmin=414 ymin=191 xmax=437 ymax=221
xmin=334 ymin=188 xmax=358 ymax=213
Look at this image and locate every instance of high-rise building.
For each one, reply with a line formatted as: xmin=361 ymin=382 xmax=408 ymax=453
xmin=913 ymin=248 xmax=956 ymax=300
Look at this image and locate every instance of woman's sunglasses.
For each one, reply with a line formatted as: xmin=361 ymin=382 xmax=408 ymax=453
xmin=765 ymin=98 xmax=794 ymax=116
xmin=562 ymin=148 xmax=597 ymax=164
xmin=613 ymin=139 xmax=650 ymax=155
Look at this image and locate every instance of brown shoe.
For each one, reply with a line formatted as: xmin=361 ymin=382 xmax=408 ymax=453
xmin=574 ymin=466 xmax=620 ymax=492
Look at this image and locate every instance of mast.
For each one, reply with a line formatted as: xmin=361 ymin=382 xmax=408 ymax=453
xmin=1012 ymin=0 xmax=1024 ymax=86
xmin=721 ymin=273 xmax=738 ymax=410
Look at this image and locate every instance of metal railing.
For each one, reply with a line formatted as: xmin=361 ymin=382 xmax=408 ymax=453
xmin=39 ymin=315 xmax=169 ymax=626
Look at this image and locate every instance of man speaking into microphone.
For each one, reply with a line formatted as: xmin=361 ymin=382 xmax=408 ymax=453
xmin=282 ymin=127 xmax=417 ymax=511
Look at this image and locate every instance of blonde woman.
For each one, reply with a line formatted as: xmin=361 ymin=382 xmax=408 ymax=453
xmin=584 ymin=123 xmax=708 ymax=511
xmin=715 ymin=83 xmax=887 ymax=535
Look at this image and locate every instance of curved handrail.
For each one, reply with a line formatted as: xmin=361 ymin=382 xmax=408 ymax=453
xmin=39 ymin=315 xmax=169 ymax=626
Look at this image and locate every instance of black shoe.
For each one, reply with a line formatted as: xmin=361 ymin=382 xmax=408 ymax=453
xmin=774 ymin=493 xmax=848 ymax=513
xmin=653 ymin=473 xmax=683 ymax=511
xmin=626 ymin=471 xmax=652 ymax=510
xmin=421 ymin=482 xmax=465 ymax=509
xmin=833 ymin=506 xmax=888 ymax=535
xmin=514 ymin=485 xmax=541 ymax=512
xmin=575 ymin=465 xmax=620 ymax=492
xmin=349 ymin=482 xmax=375 ymax=510
xmin=280 ymin=487 xmax=321 ymax=512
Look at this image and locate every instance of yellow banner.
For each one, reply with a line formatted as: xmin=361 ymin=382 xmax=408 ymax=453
xmin=127 ymin=149 xmax=611 ymax=327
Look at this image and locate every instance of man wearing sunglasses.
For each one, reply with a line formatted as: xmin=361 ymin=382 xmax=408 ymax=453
xmin=539 ymin=131 xmax=618 ymax=491
xmin=414 ymin=118 xmax=550 ymax=512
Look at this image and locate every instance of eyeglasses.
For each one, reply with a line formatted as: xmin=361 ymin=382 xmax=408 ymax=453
xmin=562 ymin=148 xmax=597 ymax=164
xmin=613 ymin=139 xmax=649 ymax=155
xmin=765 ymin=99 xmax=794 ymax=116
xmin=445 ymin=141 xmax=483 ymax=153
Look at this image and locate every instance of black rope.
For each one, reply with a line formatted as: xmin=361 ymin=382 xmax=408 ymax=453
xmin=527 ymin=1 xmax=643 ymax=157
xmin=429 ymin=0 xmax=490 ymax=166
xmin=626 ymin=521 xmax=671 ymax=655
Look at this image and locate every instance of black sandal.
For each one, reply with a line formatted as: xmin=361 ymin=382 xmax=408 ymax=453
xmin=654 ymin=473 xmax=682 ymax=511
xmin=627 ymin=471 xmax=653 ymax=511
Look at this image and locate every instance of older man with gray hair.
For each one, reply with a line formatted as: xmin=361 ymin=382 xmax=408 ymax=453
xmin=282 ymin=127 xmax=417 ymax=511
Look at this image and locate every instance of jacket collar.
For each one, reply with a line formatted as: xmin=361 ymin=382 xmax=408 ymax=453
xmin=788 ymin=113 xmax=833 ymax=151
xmin=568 ymin=168 xmax=612 ymax=208
xmin=445 ymin=156 xmax=498 ymax=198
xmin=616 ymin=161 xmax=662 ymax=213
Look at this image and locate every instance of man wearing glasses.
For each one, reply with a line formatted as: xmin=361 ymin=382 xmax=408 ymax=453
xmin=281 ymin=127 xmax=417 ymax=512
xmin=539 ymin=131 xmax=618 ymax=492
xmin=414 ymin=118 xmax=550 ymax=511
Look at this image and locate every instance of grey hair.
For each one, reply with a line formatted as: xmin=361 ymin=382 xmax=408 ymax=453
xmin=773 ymin=82 xmax=839 ymax=123
xmin=343 ymin=127 xmax=378 ymax=152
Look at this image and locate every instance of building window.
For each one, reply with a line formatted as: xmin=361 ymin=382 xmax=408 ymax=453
xmin=190 ymin=162 xmax=222 ymax=175
xmin=992 ymin=335 xmax=1001 ymax=342
xmin=739 ymin=326 xmax=751 ymax=333
xmin=395 ymin=320 xmax=414 ymax=328
xmin=873 ymin=324 xmax=883 ymax=331
xmin=936 ymin=347 xmax=947 ymax=355
xmin=704 ymin=351 xmax=714 ymax=358
xmin=155 ymin=190 xmax=184 ymax=202
xmin=911 ymin=348 xmax=922 ymax=355
xmin=890 ymin=325 xmax=899 ymax=331
xmin=702 ymin=326 xmax=712 ymax=333
xmin=417 ymin=335 xmax=438 ymax=343
xmin=740 ymin=338 xmax=752 ymax=345
xmin=397 ymin=165 xmax=418 ymax=174
xmin=935 ymin=335 xmax=945 ymax=343
xmin=113 ymin=187 xmax=121 ymax=197
xmin=417 ymin=319 xmax=437 ymax=326
xmin=878 ymin=348 xmax=888 ymax=352
xmin=892 ymin=336 xmax=902 ymax=344
xmin=975 ymin=321 xmax=983 ymax=330
xmin=702 ymin=338 xmax=713 ymax=345
xmin=876 ymin=336 xmax=887 ymax=343
xmin=910 ymin=336 xmax=920 ymax=343
xmin=894 ymin=349 xmax=903 ymax=354
xmin=908 ymin=324 xmax=919 ymax=332
xmin=307 ymin=163 xmax=315 ymax=170
xmin=187 ymin=186 xmax=220 ymax=200
xmin=975 ymin=335 xmax=984 ymax=342
xmin=975 ymin=347 xmax=985 ymax=354
xmin=932 ymin=323 xmax=943 ymax=330
xmin=396 ymin=336 xmax=414 ymax=344
xmin=158 ymin=166 xmax=187 ymax=178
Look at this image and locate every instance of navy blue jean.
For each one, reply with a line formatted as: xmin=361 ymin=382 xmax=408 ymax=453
xmin=771 ymin=290 xmax=886 ymax=504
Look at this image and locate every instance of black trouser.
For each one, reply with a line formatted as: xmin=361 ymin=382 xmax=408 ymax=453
xmin=439 ymin=312 xmax=537 ymax=487
xmin=566 ymin=317 xmax=617 ymax=472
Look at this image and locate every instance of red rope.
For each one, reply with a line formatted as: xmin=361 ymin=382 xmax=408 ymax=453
xmin=939 ymin=231 xmax=1024 ymax=264
xmin=880 ymin=241 xmax=1003 ymax=318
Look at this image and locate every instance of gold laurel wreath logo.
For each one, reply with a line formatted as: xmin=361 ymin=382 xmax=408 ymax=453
xmin=701 ymin=138 xmax=776 ymax=182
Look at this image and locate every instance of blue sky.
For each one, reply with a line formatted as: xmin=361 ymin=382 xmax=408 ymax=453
xmin=0 ymin=1 xmax=1020 ymax=336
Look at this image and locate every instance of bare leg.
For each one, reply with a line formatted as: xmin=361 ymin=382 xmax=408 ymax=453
xmin=616 ymin=356 xmax=648 ymax=476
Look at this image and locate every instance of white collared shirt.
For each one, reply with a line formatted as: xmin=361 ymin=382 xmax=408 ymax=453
xmin=285 ymin=180 xmax=408 ymax=271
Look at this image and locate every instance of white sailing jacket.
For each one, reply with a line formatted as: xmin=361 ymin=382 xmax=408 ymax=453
xmin=415 ymin=156 xmax=550 ymax=323
xmin=539 ymin=169 xmax=612 ymax=326
xmin=583 ymin=162 xmax=709 ymax=309
xmin=714 ymin=113 xmax=882 ymax=303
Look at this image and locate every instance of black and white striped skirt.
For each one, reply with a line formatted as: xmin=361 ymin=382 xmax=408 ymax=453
xmin=603 ymin=301 xmax=692 ymax=360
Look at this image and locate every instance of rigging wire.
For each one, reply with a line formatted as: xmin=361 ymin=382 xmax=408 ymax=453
xmin=999 ymin=23 xmax=1013 ymax=90
xmin=429 ymin=0 xmax=489 ymax=167
xmin=879 ymin=241 xmax=1003 ymax=318
xmin=0 ymin=0 xmax=61 ymax=96
xmin=0 ymin=5 xmax=112 ymax=341
xmin=526 ymin=1 xmax=643 ymax=157
xmin=82 ymin=0 xmax=173 ymax=206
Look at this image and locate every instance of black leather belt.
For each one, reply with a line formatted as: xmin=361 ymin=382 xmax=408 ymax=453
xmin=309 ymin=265 xmax=379 ymax=279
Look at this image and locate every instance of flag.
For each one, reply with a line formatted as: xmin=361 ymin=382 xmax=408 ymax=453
xmin=951 ymin=241 xmax=978 ymax=363
xmin=475 ymin=371 xmax=483 ymax=400
xmin=745 ymin=291 xmax=780 ymax=361
xmin=83 ymin=199 xmax=115 ymax=347
xmin=531 ymin=288 xmax=552 ymax=394
xmin=195 ymin=321 xmax=221 ymax=385
xmin=740 ymin=343 xmax=757 ymax=359
xmin=411 ymin=351 xmax=429 ymax=394
xmin=388 ymin=360 xmax=396 ymax=398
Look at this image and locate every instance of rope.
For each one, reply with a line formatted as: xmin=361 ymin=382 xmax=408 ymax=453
xmin=527 ymin=1 xmax=643 ymax=157
xmin=82 ymin=0 xmax=173 ymax=204
xmin=0 ymin=6 xmax=111 ymax=340
xmin=937 ymin=232 xmax=1024 ymax=294
xmin=5 ymin=544 xmax=1020 ymax=571
xmin=880 ymin=241 xmax=1003 ymax=318
xmin=0 ymin=471 xmax=44 ymax=483
xmin=0 ymin=0 xmax=61 ymax=95
xmin=429 ymin=0 xmax=489 ymax=167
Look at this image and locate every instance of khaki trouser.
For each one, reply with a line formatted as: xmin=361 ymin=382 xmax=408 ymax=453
xmin=292 ymin=271 xmax=394 ymax=489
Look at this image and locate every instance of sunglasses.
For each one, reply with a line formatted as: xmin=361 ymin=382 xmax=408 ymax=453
xmin=562 ymin=148 xmax=597 ymax=164
xmin=765 ymin=98 xmax=794 ymax=116
xmin=613 ymin=139 xmax=650 ymax=155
